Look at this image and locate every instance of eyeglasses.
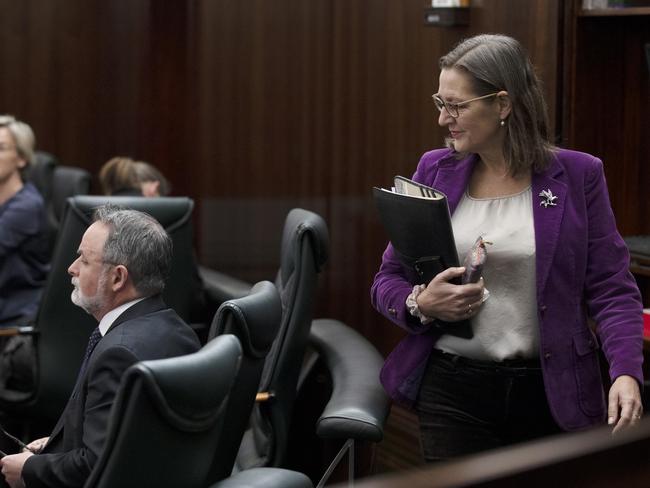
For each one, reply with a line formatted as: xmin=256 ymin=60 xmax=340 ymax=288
xmin=432 ymin=92 xmax=499 ymax=118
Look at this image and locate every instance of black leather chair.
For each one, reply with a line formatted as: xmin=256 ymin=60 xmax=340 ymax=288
xmin=84 ymin=334 xmax=243 ymax=488
xmin=209 ymin=319 xmax=389 ymax=488
xmin=49 ymin=166 xmax=92 ymax=237
xmin=200 ymin=209 xmax=389 ymax=485
xmin=205 ymin=280 xmax=283 ymax=484
xmin=68 ymin=195 xmax=197 ymax=321
xmin=0 ymin=195 xmax=198 ymax=431
xmin=199 ymin=265 xmax=255 ymax=310
xmin=26 ymin=151 xmax=58 ymax=202
xmin=235 ymin=208 xmax=329 ymax=470
xmin=25 ymin=152 xmax=92 ymax=254
xmin=306 ymin=318 xmax=390 ymax=486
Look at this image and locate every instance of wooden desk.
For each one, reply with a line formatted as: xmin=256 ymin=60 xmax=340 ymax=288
xmin=350 ymin=417 xmax=650 ymax=488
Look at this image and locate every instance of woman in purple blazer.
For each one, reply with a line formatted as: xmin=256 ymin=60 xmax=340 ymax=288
xmin=371 ymin=34 xmax=643 ymax=462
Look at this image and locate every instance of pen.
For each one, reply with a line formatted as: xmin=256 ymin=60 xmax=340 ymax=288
xmin=0 ymin=424 xmax=36 ymax=454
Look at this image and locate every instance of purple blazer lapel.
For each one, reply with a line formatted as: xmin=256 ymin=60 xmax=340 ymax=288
xmin=431 ymin=151 xmax=567 ymax=301
xmin=432 ymin=154 xmax=478 ymax=214
xmin=532 ymin=157 xmax=567 ymax=300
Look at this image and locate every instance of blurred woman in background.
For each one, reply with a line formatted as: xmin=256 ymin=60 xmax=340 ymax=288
xmin=0 ymin=115 xmax=49 ymax=327
xmin=98 ymin=156 xmax=170 ymax=197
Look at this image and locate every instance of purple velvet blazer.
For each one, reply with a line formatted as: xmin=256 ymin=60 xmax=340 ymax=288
xmin=371 ymin=148 xmax=643 ymax=431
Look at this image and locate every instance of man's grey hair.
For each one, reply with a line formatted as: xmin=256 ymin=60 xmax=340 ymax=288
xmin=0 ymin=114 xmax=36 ymax=167
xmin=94 ymin=204 xmax=172 ymax=297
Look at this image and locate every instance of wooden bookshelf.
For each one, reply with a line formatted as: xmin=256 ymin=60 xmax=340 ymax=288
xmin=561 ymin=0 xmax=650 ymax=237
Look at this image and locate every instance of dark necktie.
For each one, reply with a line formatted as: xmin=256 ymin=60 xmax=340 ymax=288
xmin=78 ymin=327 xmax=103 ymax=377
xmin=50 ymin=327 xmax=104 ymax=439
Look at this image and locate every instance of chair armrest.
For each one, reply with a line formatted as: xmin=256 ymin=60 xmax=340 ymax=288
xmin=0 ymin=326 xmax=37 ymax=337
xmin=309 ymin=318 xmax=390 ymax=443
xmin=199 ymin=266 xmax=253 ymax=307
xmin=208 ymin=468 xmax=313 ymax=488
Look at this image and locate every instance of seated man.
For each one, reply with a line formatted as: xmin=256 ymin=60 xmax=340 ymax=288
xmin=0 ymin=205 xmax=201 ymax=488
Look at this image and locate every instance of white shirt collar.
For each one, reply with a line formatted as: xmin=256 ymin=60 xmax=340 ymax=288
xmin=97 ymin=297 xmax=146 ymax=336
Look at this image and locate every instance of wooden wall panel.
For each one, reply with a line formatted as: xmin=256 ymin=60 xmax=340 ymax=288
xmin=194 ymin=0 xmax=561 ymax=356
xmin=0 ymin=0 xmax=564 ymax=361
xmin=566 ymin=13 xmax=650 ymax=235
xmin=467 ymin=0 xmax=561 ymax=137
xmin=0 ymin=0 xmax=571 ymax=475
xmin=0 ymin=0 xmax=194 ymax=193
xmin=194 ymin=0 xmax=333 ymax=199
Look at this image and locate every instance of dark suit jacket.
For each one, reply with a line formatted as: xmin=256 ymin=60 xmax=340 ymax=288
xmin=21 ymin=295 xmax=201 ymax=488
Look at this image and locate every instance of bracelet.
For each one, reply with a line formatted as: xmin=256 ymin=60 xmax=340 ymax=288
xmin=405 ymin=284 xmax=434 ymax=325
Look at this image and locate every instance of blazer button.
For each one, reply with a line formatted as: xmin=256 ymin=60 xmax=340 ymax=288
xmin=544 ymin=352 xmax=551 ymax=360
xmin=388 ymin=307 xmax=397 ymax=317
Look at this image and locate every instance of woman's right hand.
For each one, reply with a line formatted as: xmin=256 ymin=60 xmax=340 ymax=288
xmin=416 ymin=267 xmax=485 ymax=322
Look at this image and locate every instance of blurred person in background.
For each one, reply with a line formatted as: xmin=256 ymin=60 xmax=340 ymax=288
xmin=98 ymin=157 xmax=170 ymax=197
xmin=0 ymin=115 xmax=49 ymax=328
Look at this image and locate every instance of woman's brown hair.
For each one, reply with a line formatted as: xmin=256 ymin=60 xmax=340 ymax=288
xmin=440 ymin=34 xmax=555 ymax=175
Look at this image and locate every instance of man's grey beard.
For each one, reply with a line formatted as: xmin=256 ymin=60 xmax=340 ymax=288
xmin=71 ymin=276 xmax=106 ymax=316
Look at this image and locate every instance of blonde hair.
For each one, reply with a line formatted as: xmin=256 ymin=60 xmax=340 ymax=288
xmin=0 ymin=115 xmax=36 ymax=169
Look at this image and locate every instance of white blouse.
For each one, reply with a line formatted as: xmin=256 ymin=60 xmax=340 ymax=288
xmin=436 ymin=186 xmax=540 ymax=361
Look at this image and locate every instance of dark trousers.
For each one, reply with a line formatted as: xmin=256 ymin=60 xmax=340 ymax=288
xmin=415 ymin=348 xmax=562 ymax=462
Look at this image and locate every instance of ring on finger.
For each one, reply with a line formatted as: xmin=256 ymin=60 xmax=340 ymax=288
xmin=466 ymin=304 xmax=472 ymax=315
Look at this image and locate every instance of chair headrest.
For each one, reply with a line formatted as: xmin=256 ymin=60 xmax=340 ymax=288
xmin=52 ymin=167 xmax=92 ymax=221
xmin=125 ymin=334 xmax=242 ymax=431
xmin=210 ymin=281 xmax=282 ymax=359
xmin=67 ymin=195 xmax=193 ymax=230
xmin=279 ymin=208 xmax=329 ymax=285
xmin=26 ymin=151 xmax=58 ymax=199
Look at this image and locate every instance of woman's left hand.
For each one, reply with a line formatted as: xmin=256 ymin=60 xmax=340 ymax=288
xmin=607 ymin=374 xmax=643 ymax=434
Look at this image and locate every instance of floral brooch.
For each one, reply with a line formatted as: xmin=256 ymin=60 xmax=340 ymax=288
xmin=539 ymin=189 xmax=557 ymax=208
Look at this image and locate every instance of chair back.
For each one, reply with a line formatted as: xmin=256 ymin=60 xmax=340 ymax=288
xmin=50 ymin=166 xmax=92 ymax=229
xmin=207 ymin=319 xmax=388 ymax=488
xmin=237 ymin=208 xmax=329 ymax=469
xmin=26 ymin=151 xmax=58 ymax=202
xmin=0 ymin=196 xmax=196 ymax=425
xmin=85 ymin=334 xmax=242 ymax=488
xmin=206 ymin=281 xmax=282 ymax=482
xmin=25 ymin=154 xmax=92 ymax=254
